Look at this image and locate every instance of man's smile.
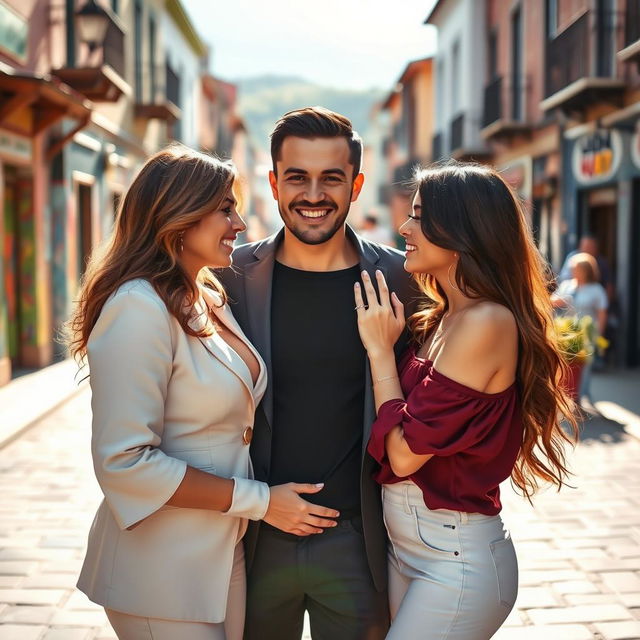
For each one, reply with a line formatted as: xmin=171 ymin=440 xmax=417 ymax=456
xmin=296 ymin=208 xmax=332 ymax=219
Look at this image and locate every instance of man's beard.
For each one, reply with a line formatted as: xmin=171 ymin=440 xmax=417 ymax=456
xmin=278 ymin=201 xmax=351 ymax=246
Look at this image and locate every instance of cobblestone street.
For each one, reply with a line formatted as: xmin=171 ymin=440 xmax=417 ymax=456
xmin=0 ymin=386 xmax=639 ymax=639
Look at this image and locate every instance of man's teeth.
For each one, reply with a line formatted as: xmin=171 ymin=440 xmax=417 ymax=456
xmin=221 ymin=239 xmax=234 ymax=248
xmin=299 ymin=209 xmax=329 ymax=218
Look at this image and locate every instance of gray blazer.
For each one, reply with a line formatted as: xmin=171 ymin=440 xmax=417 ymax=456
xmin=77 ymin=279 xmax=270 ymax=623
xmin=220 ymin=226 xmax=419 ymax=591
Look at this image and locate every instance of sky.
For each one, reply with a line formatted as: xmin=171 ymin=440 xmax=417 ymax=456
xmin=183 ymin=0 xmax=439 ymax=91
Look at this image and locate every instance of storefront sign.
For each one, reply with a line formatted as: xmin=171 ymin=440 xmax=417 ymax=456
xmin=572 ymin=129 xmax=621 ymax=185
xmin=631 ymin=127 xmax=640 ymax=171
xmin=0 ymin=129 xmax=31 ymax=162
xmin=0 ymin=2 xmax=28 ymax=62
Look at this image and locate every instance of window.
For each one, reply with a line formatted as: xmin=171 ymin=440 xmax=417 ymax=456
xmin=436 ymin=58 xmax=445 ymax=129
xmin=451 ymin=40 xmax=460 ymax=114
xmin=546 ymin=0 xmax=558 ymax=39
xmin=488 ymin=29 xmax=498 ymax=80
xmin=134 ymin=1 xmax=143 ymax=102
xmin=65 ymin=0 xmax=75 ymax=66
xmin=511 ymin=7 xmax=523 ymax=121
xmin=149 ymin=15 xmax=156 ymax=101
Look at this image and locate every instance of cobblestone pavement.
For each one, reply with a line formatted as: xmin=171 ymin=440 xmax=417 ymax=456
xmin=0 ymin=389 xmax=639 ymax=639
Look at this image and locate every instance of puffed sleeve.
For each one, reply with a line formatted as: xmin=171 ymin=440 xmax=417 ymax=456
xmin=87 ymin=286 xmax=187 ymax=530
xmin=368 ymin=368 xmax=518 ymax=462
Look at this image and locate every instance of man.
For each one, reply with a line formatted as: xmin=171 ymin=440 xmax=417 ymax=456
xmin=220 ymin=107 xmax=417 ymax=640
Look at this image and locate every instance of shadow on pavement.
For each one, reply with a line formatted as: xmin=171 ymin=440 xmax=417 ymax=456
xmin=576 ymin=410 xmax=628 ymax=444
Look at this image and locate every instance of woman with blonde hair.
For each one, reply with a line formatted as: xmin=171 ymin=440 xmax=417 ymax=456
xmin=69 ymin=144 xmax=338 ymax=639
xmin=554 ymin=251 xmax=608 ymax=401
xmin=353 ymin=162 xmax=577 ymax=639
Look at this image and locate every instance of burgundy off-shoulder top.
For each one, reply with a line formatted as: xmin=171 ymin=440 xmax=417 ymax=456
xmin=367 ymin=347 xmax=524 ymax=515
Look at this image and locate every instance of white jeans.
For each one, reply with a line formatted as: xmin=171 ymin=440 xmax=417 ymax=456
xmin=382 ymin=482 xmax=518 ymax=639
xmin=105 ymin=542 xmax=246 ymax=640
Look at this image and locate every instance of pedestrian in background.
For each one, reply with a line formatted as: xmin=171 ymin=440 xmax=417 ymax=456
xmin=553 ymin=252 xmax=608 ymax=403
xmin=558 ymin=234 xmax=612 ymax=297
xmin=359 ymin=212 xmax=393 ymax=246
xmin=67 ymin=144 xmax=337 ymax=639
xmin=355 ymin=162 xmax=578 ymax=639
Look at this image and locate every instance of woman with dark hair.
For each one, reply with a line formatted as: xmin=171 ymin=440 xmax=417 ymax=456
xmin=68 ymin=144 xmax=338 ymax=639
xmin=354 ymin=162 xmax=577 ymax=639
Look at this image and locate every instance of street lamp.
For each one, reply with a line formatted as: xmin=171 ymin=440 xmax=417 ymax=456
xmin=75 ymin=0 xmax=110 ymax=53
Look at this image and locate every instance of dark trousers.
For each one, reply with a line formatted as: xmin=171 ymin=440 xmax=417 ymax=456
xmin=244 ymin=518 xmax=389 ymax=640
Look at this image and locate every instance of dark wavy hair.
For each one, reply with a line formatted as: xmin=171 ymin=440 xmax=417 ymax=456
xmin=408 ymin=161 xmax=578 ymax=499
xmin=66 ymin=144 xmax=235 ymax=366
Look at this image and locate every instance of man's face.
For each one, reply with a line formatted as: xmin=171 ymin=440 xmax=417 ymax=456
xmin=269 ymin=136 xmax=364 ymax=245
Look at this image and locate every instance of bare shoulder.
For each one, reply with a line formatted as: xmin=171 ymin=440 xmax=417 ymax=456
xmin=460 ymin=302 xmax=517 ymax=342
xmin=450 ymin=302 xmax=518 ymax=360
xmin=434 ymin=301 xmax=518 ymax=392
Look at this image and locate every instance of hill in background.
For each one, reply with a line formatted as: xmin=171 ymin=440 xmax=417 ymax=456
xmin=235 ymin=75 xmax=384 ymax=152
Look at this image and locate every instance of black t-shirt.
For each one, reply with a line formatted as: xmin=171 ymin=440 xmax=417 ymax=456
xmin=269 ymin=262 xmax=365 ymax=515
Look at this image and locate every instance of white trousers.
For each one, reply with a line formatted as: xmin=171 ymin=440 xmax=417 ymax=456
xmin=105 ymin=542 xmax=246 ymax=640
xmin=383 ymin=482 xmax=518 ymax=640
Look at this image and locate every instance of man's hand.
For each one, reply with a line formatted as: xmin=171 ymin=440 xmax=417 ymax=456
xmin=264 ymin=483 xmax=339 ymax=536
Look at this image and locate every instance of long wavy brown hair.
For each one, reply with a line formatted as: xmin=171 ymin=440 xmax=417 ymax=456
xmin=66 ymin=144 xmax=235 ymax=366
xmin=407 ymin=162 xmax=578 ymax=499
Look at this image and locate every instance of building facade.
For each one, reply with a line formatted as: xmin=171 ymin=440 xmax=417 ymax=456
xmin=546 ymin=0 xmax=640 ymax=366
xmin=427 ymin=0 xmax=490 ymax=161
xmin=378 ymin=57 xmax=435 ymax=244
xmin=0 ymin=0 xmax=247 ymax=385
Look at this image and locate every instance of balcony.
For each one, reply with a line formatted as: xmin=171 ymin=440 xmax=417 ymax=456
xmin=134 ymin=66 xmax=181 ymax=122
xmin=53 ymin=14 xmax=130 ymax=102
xmin=448 ymin=113 xmax=491 ymax=161
xmin=541 ymin=11 xmax=624 ymax=115
xmin=618 ymin=0 xmax=640 ymax=65
xmin=481 ymin=75 xmax=532 ymax=141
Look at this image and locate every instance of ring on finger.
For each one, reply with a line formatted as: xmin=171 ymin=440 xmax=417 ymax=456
xmin=354 ymin=304 xmax=367 ymax=310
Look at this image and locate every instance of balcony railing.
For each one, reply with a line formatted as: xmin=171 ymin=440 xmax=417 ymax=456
xmin=482 ymin=76 xmax=502 ymax=128
xmin=432 ymin=132 xmax=443 ymax=160
xmin=542 ymin=10 xmax=626 ymax=112
xmin=544 ymin=13 xmax=590 ymax=99
xmin=450 ymin=114 xmax=464 ymax=153
xmin=52 ymin=10 xmax=129 ymax=102
xmin=482 ymin=74 xmax=532 ymax=140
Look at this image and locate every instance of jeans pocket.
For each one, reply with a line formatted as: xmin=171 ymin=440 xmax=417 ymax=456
xmin=490 ymin=535 xmax=518 ymax=608
xmin=412 ymin=507 xmax=460 ymax=558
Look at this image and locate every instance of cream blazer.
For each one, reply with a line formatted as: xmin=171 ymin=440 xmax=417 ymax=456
xmin=77 ymin=279 xmax=268 ymax=623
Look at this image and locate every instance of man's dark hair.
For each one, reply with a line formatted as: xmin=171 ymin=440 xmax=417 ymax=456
xmin=270 ymin=106 xmax=363 ymax=178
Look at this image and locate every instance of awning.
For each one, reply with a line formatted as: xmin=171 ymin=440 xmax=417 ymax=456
xmin=0 ymin=62 xmax=91 ymax=138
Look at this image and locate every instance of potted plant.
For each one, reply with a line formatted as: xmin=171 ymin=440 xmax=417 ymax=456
xmin=554 ymin=315 xmax=590 ymax=401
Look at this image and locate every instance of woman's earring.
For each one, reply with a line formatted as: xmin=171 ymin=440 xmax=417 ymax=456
xmin=448 ymin=254 xmax=459 ymax=291
xmin=179 ymin=232 xmax=184 ymax=253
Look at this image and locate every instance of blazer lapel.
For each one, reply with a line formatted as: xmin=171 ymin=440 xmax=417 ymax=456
xmin=192 ymin=295 xmax=256 ymax=411
xmin=242 ymin=230 xmax=282 ymax=429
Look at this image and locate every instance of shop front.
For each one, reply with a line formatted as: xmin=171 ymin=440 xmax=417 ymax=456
xmin=0 ymin=65 xmax=90 ymax=384
xmin=563 ymin=126 xmax=640 ymax=366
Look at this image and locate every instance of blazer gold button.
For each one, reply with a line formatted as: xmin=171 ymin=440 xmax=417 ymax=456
xmin=242 ymin=427 xmax=253 ymax=445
